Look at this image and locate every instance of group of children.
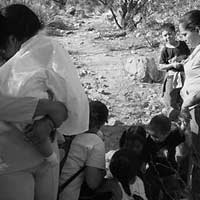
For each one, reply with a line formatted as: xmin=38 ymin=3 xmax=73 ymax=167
xmin=59 ymin=22 xmax=191 ymax=200
xmin=98 ymin=22 xmax=192 ymax=200
xmin=104 ymin=113 xmax=187 ymax=200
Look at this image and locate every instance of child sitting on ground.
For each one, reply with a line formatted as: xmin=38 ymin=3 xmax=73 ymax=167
xmin=105 ymin=125 xmax=148 ymax=200
xmin=145 ymin=114 xmax=185 ymax=200
xmin=59 ymin=100 xmax=108 ymax=200
xmin=101 ymin=149 xmax=142 ymax=200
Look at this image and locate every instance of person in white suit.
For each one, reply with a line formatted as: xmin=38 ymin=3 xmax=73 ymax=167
xmin=0 ymin=4 xmax=89 ymax=200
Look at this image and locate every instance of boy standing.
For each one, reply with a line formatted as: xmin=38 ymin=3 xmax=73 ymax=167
xmin=159 ymin=23 xmax=190 ymax=116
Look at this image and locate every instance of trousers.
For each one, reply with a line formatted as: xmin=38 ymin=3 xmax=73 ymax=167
xmin=0 ymin=160 xmax=59 ymax=200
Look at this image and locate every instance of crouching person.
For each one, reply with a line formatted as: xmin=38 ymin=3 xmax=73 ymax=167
xmin=59 ymin=101 xmax=108 ymax=200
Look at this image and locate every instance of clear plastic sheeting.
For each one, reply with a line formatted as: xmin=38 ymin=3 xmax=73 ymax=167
xmin=0 ymin=33 xmax=89 ymax=135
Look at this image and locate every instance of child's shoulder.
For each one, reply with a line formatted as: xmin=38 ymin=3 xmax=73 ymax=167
xmin=99 ymin=178 xmax=122 ymax=200
xmin=165 ymin=128 xmax=185 ymax=146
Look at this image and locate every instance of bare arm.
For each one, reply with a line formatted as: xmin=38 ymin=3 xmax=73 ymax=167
xmin=85 ymin=166 xmax=106 ymax=189
xmin=34 ymin=99 xmax=68 ymax=128
xmin=0 ymin=94 xmax=67 ymax=128
xmin=158 ymin=63 xmax=176 ymax=71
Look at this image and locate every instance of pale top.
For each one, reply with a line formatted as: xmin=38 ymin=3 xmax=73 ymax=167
xmin=59 ymin=133 xmax=105 ymax=200
xmin=0 ymin=33 xmax=89 ymax=135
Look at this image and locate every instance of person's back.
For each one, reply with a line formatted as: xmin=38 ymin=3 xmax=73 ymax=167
xmin=59 ymin=101 xmax=108 ymax=200
xmin=59 ymin=133 xmax=105 ymax=200
xmin=109 ymin=149 xmax=142 ymax=200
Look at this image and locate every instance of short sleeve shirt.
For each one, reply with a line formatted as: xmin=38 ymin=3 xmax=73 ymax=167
xmin=146 ymin=128 xmax=185 ymax=177
xmin=59 ymin=133 xmax=105 ymax=200
xmin=159 ymin=40 xmax=190 ymax=65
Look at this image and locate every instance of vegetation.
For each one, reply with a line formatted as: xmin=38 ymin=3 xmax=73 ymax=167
xmin=1 ymin=0 xmax=200 ymax=30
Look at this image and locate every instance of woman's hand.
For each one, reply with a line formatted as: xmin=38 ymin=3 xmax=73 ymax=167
xmin=34 ymin=99 xmax=68 ymax=128
xmin=25 ymin=117 xmax=54 ymax=144
xmin=179 ymin=107 xmax=191 ymax=127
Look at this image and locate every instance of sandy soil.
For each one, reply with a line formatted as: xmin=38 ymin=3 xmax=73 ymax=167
xmin=56 ymin=14 xmax=164 ymax=151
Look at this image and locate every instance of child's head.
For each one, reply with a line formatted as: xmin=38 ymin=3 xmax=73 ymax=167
xmin=109 ymin=149 xmax=139 ymax=196
xmin=119 ymin=125 xmax=146 ymax=155
xmin=161 ymin=23 xmax=176 ymax=45
xmin=148 ymin=114 xmax=171 ymax=142
xmin=89 ymin=100 xmax=108 ymax=130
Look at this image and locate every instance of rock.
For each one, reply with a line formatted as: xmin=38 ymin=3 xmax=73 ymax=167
xmin=136 ymin=32 xmax=141 ymax=38
xmin=79 ymin=69 xmax=88 ymax=77
xmin=124 ymin=55 xmax=165 ymax=83
xmin=48 ymin=17 xmax=75 ymax=30
xmin=107 ymin=117 xmax=117 ymax=126
xmin=67 ymin=7 xmax=76 ymax=16
xmin=86 ymin=27 xmax=95 ymax=31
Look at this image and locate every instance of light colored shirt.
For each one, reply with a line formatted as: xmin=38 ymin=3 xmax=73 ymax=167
xmin=0 ymin=95 xmax=46 ymax=174
xmin=0 ymin=33 xmax=89 ymax=135
xmin=181 ymin=44 xmax=200 ymax=134
xmin=181 ymin=44 xmax=200 ymax=98
xmin=59 ymin=133 xmax=105 ymax=200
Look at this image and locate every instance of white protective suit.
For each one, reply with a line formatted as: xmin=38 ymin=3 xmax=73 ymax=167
xmin=0 ymin=33 xmax=89 ymax=135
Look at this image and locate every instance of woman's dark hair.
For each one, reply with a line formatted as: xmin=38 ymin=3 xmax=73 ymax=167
xmin=179 ymin=10 xmax=200 ymax=31
xmin=119 ymin=125 xmax=146 ymax=148
xmin=0 ymin=14 xmax=7 ymax=48
xmin=109 ymin=149 xmax=139 ymax=196
xmin=89 ymin=100 xmax=108 ymax=129
xmin=0 ymin=4 xmax=43 ymax=42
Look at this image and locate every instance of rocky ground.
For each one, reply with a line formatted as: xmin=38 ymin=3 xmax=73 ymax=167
xmin=53 ymin=13 xmax=164 ymax=151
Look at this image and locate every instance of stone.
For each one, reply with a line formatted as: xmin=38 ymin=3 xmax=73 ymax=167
xmin=124 ymin=55 xmax=165 ymax=83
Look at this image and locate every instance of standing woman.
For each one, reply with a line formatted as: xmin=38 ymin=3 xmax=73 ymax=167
xmin=0 ymin=4 xmax=88 ymax=200
xmin=179 ymin=10 xmax=200 ymax=200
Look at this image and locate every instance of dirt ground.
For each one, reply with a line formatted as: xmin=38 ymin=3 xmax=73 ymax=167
xmin=55 ymin=14 xmax=164 ymax=151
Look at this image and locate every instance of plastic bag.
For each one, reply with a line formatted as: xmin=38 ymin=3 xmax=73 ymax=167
xmin=0 ymin=33 xmax=89 ymax=135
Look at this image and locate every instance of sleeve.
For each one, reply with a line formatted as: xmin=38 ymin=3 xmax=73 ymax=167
xmin=0 ymin=93 xmax=38 ymax=122
xmin=166 ymin=129 xmax=185 ymax=148
xmin=182 ymin=41 xmax=191 ymax=57
xmin=86 ymin=141 xmax=105 ymax=169
xmin=159 ymin=47 xmax=168 ymax=64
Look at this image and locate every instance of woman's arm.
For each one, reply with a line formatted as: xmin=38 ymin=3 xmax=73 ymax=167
xmin=85 ymin=140 xmax=106 ymax=190
xmin=0 ymin=94 xmax=38 ymax=122
xmin=85 ymin=167 xmax=106 ymax=189
xmin=0 ymin=94 xmax=67 ymax=127
xmin=34 ymin=99 xmax=68 ymax=128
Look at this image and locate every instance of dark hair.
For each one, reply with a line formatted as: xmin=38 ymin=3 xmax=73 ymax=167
xmin=149 ymin=114 xmax=171 ymax=135
xmin=109 ymin=149 xmax=139 ymax=196
xmin=161 ymin=23 xmax=175 ymax=32
xmin=179 ymin=10 xmax=200 ymax=31
xmin=0 ymin=14 xmax=7 ymax=48
xmin=119 ymin=125 xmax=146 ymax=148
xmin=89 ymin=100 xmax=108 ymax=129
xmin=0 ymin=4 xmax=43 ymax=42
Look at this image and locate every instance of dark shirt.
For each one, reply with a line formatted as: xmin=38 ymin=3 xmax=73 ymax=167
xmin=159 ymin=40 xmax=190 ymax=66
xmin=145 ymin=128 xmax=185 ymax=177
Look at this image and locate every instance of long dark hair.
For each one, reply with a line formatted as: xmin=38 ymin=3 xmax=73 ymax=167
xmin=0 ymin=14 xmax=8 ymax=49
xmin=119 ymin=125 xmax=146 ymax=148
xmin=109 ymin=149 xmax=139 ymax=196
xmin=179 ymin=10 xmax=200 ymax=31
xmin=0 ymin=4 xmax=43 ymax=44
